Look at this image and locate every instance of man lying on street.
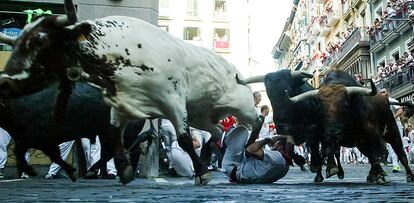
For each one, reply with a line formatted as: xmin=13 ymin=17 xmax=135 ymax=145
xmin=222 ymin=125 xmax=294 ymax=184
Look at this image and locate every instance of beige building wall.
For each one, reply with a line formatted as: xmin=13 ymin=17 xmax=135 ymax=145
xmin=158 ymin=0 xmax=249 ymax=77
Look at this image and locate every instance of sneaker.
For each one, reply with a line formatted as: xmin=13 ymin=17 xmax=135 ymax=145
xmin=102 ymin=173 xmax=116 ymax=179
xmin=0 ymin=168 xmax=4 ymax=179
xmin=45 ymin=173 xmax=56 ymax=179
xmin=392 ymin=165 xmax=401 ymax=173
xmin=20 ymin=172 xmax=30 ymax=179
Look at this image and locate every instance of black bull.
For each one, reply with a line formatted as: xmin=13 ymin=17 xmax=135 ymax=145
xmin=237 ymin=69 xmax=331 ymax=182
xmin=0 ymin=82 xmax=145 ymax=183
xmin=289 ymin=70 xmax=414 ymax=184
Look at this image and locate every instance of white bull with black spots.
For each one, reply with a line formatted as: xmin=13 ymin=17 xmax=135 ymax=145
xmin=0 ymin=0 xmax=261 ymax=185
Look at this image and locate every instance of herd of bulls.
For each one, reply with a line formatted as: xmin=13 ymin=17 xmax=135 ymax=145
xmin=0 ymin=0 xmax=413 ymax=186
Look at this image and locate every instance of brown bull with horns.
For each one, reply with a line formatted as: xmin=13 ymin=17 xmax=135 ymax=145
xmin=289 ymin=70 xmax=414 ymax=184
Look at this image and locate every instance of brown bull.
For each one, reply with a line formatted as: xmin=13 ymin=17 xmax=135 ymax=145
xmin=290 ymin=70 xmax=414 ymax=184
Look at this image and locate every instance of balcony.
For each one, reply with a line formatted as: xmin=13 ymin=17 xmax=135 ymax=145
xmin=351 ymin=0 xmax=362 ymax=7
xmin=370 ymin=19 xmax=412 ymax=53
xmin=370 ymin=40 xmax=386 ymax=53
xmin=323 ymin=51 xmax=339 ymax=67
xmin=367 ymin=0 xmax=380 ymax=4
xmin=322 ymin=26 xmax=331 ymax=36
xmin=213 ymin=40 xmax=230 ymax=49
xmin=375 ymin=67 xmax=414 ymax=93
xmin=337 ymin=28 xmax=369 ymax=62
xmin=342 ymin=2 xmax=352 ymax=20
xmin=327 ymin=14 xmax=340 ymax=26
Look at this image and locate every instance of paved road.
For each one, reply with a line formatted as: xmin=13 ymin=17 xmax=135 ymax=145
xmin=1 ymin=164 xmax=414 ymax=202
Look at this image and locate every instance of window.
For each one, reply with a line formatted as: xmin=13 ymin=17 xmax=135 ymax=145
xmin=375 ymin=6 xmax=382 ymax=18
xmin=379 ymin=60 xmax=385 ymax=68
xmin=159 ymin=0 xmax=171 ymax=16
xmin=213 ymin=28 xmax=229 ymax=49
xmin=392 ymin=51 xmax=400 ymax=62
xmin=159 ymin=0 xmax=169 ymax=9
xmin=184 ymin=27 xmax=201 ymax=41
xmin=214 ymin=0 xmax=227 ymax=19
xmin=187 ymin=0 xmax=199 ymax=17
xmin=159 ymin=25 xmax=169 ymax=32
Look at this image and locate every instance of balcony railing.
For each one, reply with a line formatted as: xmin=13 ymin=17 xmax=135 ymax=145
xmin=342 ymin=1 xmax=351 ymax=17
xmin=375 ymin=66 xmax=414 ymax=90
xmin=370 ymin=18 xmax=412 ymax=53
xmin=337 ymin=27 xmax=369 ymax=60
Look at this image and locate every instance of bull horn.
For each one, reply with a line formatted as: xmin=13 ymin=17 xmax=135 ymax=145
xmin=236 ymin=74 xmax=265 ymax=85
xmin=345 ymin=79 xmax=377 ymax=96
xmin=55 ymin=0 xmax=78 ymax=26
xmin=0 ymin=32 xmax=16 ymax=45
xmin=287 ymin=89 xmax=319 ymax=104
xmin=291 ymin=71 xmax=314 ymax=80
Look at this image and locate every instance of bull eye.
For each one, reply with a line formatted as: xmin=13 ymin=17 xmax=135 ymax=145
xmin=26 ymin=33 xmax=49 ymax=49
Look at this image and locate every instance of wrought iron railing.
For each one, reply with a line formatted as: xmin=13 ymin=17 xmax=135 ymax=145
xmin=375 ymin=66 xmax=414 ymax=90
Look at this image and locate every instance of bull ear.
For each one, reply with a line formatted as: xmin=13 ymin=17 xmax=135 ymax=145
xmin=65 ymin=22 xmax=92 ymax=42
xmin=0 ymin=32 xmax=16 ymax=45
xmin=55 ymin=0 xmax=78 ymax=26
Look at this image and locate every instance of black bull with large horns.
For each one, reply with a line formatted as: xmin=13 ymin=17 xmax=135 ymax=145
xmin=288 ymin=70 xmax=414 ymax=184
xmin=237 ymin=69 xmax=335 ymax=182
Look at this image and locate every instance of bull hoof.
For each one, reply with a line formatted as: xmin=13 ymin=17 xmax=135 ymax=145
xmin=326 ymin=166 xmax=339 ymax=179
xmin=309 ymin=165 xmax=317 ymax=173
xmin=314 ymin=175 xmax=324 ymax=183
xmin=119 ymin=165 xmax=134 ymax=185
xmin=85 ymin=171 xmax=99 ymax=179
xmin=366 ymin=174 xmax=389 ymax=185
xmin=406 ymin=174 xmax=414 ymax=183
xmin=195 ymin=172 xmax=212 ymax=185
xmin=337 ymin=170 xmax=344 ymax=180
xmin=24 ymin=166 xmax=37 ymax=177
xmin=69 ymin=173 xmax=77 ymax=182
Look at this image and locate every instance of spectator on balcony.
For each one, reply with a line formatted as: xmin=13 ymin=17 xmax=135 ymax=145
xmin=397 ymin=60 xmax=404 ymax=73
xmin=367 ymin=26 xmax=376 ymax=42
xmin=387 ymin=5 xmax=398 ymax=30
xmin=374 ymin=18 xmax=383 ymax=41
xmin=407 ymin=51 xmax=414 ymax=66
xmin=404 ymin=52 xmax=410 ymax=63
xmin=401 ymin=0 xmax=409 ymax=17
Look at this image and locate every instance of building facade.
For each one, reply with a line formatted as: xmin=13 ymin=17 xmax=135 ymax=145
xmin=157 ymin=0 xmax=250 ymax=76
xmin=273 ymin=0 xmax=414 ymax=102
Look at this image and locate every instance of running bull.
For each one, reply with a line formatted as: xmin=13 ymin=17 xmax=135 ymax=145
xmin=288 ymin=70 xmax=414 ymax=184
xmin=0 ymin=82 xmax=134 ymax=183
xmin=0 ymin=0 xmax=261 ymax=185
xmin=236 ymin=69 xmax=337 ymax=182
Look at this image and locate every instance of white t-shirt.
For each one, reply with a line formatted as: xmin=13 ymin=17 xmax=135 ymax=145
xmin=259 ymin=115 xmax=272 ymax=139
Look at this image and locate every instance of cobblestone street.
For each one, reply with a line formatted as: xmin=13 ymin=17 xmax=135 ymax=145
xmin=1 ymin=164 xmax=414 ymax=202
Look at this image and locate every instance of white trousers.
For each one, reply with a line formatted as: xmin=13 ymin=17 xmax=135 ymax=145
xmin=387 ymin=121 xmax=405 ymax=167
xmin=0 ymin=128 xmax=11 ymax=169
xmin=47 ymin=136 xmax=117 ymax=176
xmin=170 ymin=141 xmax=194 ymax=177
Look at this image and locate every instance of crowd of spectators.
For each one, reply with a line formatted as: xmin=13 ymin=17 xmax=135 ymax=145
xmin=367 ymin=0 xmax=414 ymax=42
xmin=373 ymin=51 xmax=414 ymax=85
